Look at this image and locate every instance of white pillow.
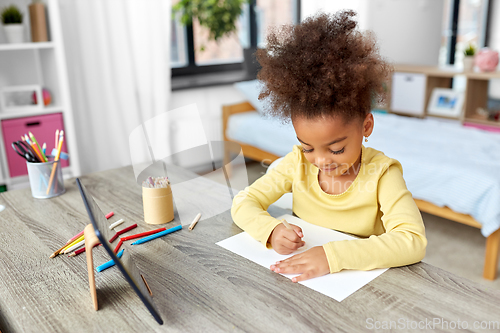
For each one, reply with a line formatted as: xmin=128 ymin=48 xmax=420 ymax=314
xmin=233 ymin=80 xmax=267 ymax=115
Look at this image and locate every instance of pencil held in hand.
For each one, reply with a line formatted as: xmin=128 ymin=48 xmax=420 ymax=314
xmin=281 ymin=219 xmax=303 ymax=238
xmin=281 ymin=219 xmax=293 ymax=230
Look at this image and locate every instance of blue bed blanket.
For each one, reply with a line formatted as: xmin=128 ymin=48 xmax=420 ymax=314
xmin=226 ymin=111 xmax=500 ymax=237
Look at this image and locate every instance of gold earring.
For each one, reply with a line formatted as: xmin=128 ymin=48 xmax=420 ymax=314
xmin=364 ymin=136 xmax=368 ymax=143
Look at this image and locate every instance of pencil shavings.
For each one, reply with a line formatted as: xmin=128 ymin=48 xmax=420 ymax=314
xmin=142 ymin=176 xmax=170 ymax=189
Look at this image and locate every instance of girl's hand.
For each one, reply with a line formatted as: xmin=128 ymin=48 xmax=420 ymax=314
xmin=269 ymin=246 xmax=330 ymax=282
xmin=268 ymin=223 xmax=305 ymax=255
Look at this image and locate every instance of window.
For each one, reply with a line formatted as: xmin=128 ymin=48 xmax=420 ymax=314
xmin=171 ymin=9 xmax=188 ymax=69
xmin=439 ymin=0 xmax=491 ymax=65
xmin=256 ymin=0 xmax=298 ymax=47
xmin=193 ymin=12 xmax=245 ymax=66
xmin=171 ymin=0 xmax=300 ymax=76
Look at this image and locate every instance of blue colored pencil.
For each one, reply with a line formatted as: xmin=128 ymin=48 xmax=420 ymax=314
xmin=96 ymin=249 xmax=124 ymax=272
xmin=131 ymin=225 xmax=182 ymax=245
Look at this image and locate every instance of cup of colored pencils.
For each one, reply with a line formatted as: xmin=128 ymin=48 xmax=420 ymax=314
xmin=142 ymin=176 xmax=174 ymax=225
xmin=25 ymin=130 xmax=66 ymax=199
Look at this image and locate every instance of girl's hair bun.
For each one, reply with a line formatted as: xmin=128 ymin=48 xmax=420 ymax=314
xmin=256 ymin=10 xmax=392 ymax=124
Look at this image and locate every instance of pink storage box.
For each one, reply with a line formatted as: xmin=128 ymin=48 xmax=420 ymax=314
xmin=2 ymin=113 xmax=69 ymax=177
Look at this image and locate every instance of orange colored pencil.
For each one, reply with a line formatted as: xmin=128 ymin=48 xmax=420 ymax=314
xmin=50 ymin=243 xmax=69 ymax=258
xmin=50 ymin=232 xmax=82 ymax=258
xmin=29 ymin=132 xmax=48 ymax=162
xmin=25 ymin=134 xmax=44 ymax=162
xmin=46 ymin=132 xmax=64 ymax=195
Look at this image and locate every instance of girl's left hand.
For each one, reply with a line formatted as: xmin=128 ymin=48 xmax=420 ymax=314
xmin=269 ymin=246 xmax=330 ymax=282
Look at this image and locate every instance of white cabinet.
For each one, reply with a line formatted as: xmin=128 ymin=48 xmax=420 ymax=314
xmin=390 ymin=72 xmax=427 ymax=116
xmin=0 ymin=0 xmax=79 ymax=190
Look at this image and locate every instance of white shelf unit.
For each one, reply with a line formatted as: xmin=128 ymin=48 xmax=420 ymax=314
xmin=0 ymin=0 xmax=80 ymax=190
xmin=0 ymin=41 xmax=54 ymax=51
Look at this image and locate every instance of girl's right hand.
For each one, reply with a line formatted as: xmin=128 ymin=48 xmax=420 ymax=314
xmin=269 ymin=223 xmax=305 ymax=255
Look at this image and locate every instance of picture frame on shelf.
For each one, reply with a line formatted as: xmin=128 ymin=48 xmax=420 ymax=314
xmin=0 ymin=85 xmax=43 ymax=112
xmin=427 ymin=88 xmax=464 ymax=118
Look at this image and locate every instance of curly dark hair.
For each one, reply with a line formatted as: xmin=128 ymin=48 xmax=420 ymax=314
xmin=256 ymin=10 xmax=392 ymax=124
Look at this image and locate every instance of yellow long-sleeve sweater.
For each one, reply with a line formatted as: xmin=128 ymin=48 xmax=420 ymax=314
xmin=231 ymin=144 xmax=427 ymax=273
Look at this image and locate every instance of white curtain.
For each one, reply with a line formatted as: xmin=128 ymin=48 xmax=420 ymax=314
xmin=58 ymin=0 xmax=171 ymax=175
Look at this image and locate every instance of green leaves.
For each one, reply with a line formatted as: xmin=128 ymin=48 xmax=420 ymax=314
xmin=464 ymin=44 xmax=476 ymax=56
xmin=172 ymin=0 xmax=250 ymax=42
xmin=1 ymin=5 xmax=23 ymax=24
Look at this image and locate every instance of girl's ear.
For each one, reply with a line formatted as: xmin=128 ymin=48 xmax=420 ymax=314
xmin=363 ymin=113 xmax=374 ymax=137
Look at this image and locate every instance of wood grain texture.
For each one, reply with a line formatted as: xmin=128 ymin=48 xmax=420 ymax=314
xmin=1 ymin=165 xmax=500 ymax=332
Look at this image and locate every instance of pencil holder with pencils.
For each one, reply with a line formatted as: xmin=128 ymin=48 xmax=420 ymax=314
xmin=142 ymin=177 xmax=174 ymax=225
xmin=26 ymin=160 xmax=65 ymax=199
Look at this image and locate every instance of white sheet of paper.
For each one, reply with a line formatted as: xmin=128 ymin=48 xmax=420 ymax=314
xmin=216 ymin=214 xmax=388 ymax=302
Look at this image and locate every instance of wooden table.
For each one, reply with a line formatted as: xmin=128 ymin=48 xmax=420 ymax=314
xmin=1 ymin=165 xmax=500 ymax=332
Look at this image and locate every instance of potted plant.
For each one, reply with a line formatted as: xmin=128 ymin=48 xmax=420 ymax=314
xmin=463 ymin=43 xmax=476 ymax=72
xmin=1 ymin=4 xmax=24 ymax=44
xmin=172 ymin=0 xmax=259 ymax=76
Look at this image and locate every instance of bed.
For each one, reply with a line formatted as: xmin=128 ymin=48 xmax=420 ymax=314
xmin=223 ymin=96 xmax=500 ymax=281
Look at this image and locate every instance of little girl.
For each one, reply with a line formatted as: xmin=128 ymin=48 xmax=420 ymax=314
xmin=230 ymin=10 xmax=427 ymax=283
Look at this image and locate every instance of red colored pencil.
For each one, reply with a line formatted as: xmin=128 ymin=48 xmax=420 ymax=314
xmin=105 ymin=211 xmax=114 ymax=219
xmin=114 ymin=239 xmax=123 ymax=254
xmin=120 ymin=227 xmax=167 ymax=241
xmin=68 ymin=243 xmax=101 ymax=257
xmin=109 ymin=224 xmax=138 ymax=243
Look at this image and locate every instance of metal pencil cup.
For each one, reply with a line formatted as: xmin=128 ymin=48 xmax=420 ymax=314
xmin=26 ymin=161 xmax=65 ymax=199
xmin=142 ymin=185 xmax=174 ymax=225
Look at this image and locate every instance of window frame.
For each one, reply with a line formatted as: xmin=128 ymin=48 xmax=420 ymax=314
xmin=171 ymin=0 xmax=301 ymax=77
xmin=445 ymin=0 xmax=492 ymax=65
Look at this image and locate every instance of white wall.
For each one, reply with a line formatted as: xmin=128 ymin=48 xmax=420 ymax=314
xmin=169 ymin=84 xmax=248 ymax=170
xmin=301 ymin=0 xmax=369 ymax=30
xmin=364 ymin=0 xmax=443 ymax=66
xmin=301 ymin=0 xmax=443 ymax=66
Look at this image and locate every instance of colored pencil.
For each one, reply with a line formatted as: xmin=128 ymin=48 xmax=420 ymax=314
xmin=96 ymin=249 xmax=124 ymax=272
xmin=114 ymin=239 xmax=123 ymax=254
xmin=61 ymin=235 xmax=84 ymax=253
xmin=29 ymin=132 xmax=47 ymax=162
xmin=281 ymin=218 xmax=293 ymax=230
xmin=42 ymin=142 xmax=46 ymax=155
xmin=46 ymin=131 xmax=64 ymax=195
xmin=55 ymin=129 xmax=59 ymax=150
xmin=25 ymin=134 xmax=44 ymax=162
xmin=105 ymin=211 xmax=114 ymax=219
xmin=50 ymin=242 xmax=71 ymax=258
xmin=120 ymin=227 xmax=167 ymax=241
xmin=188 ymin=213 xmax=202 ymax=230
xmin=141 ymin=274 xmax=153 ymax=296
xmin=63 ymin=239 xmax=85 ymax=254
xmin=109 ymin=218 xmax=125 ymax=229
xmin=109 ymin=223 xmax=138 ymax=243
xmin=131 ymin=225 xmax=182 ymax=245
xmin=50 ymin=232 xmax=82 ymax=258
xmin=21 ymin=135 xmax=41 ymax=161
xmin=67 ymin=230 xmax=84 ymax=244
xmin=68 ymin=243 xmax=101 ymax=257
